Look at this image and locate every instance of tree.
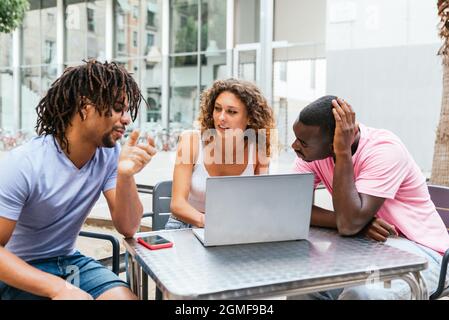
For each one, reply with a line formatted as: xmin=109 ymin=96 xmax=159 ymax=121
xmin=431 ymin=1 xmax=449 ymax=186
xmin=0 ymin=0 xmax=29 ymax=33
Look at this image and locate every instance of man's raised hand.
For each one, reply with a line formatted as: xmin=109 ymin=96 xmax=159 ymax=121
xmin=118 ymin=130 xmax=157 ymax=176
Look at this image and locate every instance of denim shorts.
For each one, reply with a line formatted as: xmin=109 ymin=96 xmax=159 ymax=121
xmin=165 ymin=215 xmax=193 ymax=230
xmin=0 ymin=251 xmax=128 ymax=300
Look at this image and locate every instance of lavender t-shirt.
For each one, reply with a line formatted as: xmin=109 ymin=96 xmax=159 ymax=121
xmin=0 ymin=135 xmax=119 ymax=261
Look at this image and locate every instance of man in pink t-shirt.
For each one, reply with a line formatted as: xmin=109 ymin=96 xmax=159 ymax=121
xmin=291 ymin=95 xmax=449 ymax=299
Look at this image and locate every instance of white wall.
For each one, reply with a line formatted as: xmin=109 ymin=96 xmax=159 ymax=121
xmin=326 ymin=0 xmax=442 ymax=173
xmin=274 ymin=0 xmax=326 ymax=45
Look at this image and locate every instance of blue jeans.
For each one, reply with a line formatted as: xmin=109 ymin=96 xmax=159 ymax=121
xmin=0 ymin=251 xmax=128 ymax=300
xmin=165 ymin=215 xmax=192 ymax=230
xmin=290 ymin=237 xmax=448 ymax=300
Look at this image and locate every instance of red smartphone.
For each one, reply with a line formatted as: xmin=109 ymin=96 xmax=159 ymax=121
xmin=137 ymin=235 xmax=173 ymax=250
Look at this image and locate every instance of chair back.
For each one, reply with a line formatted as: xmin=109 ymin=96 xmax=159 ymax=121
xmin=152 ymin=180 xmax=172 ymax=231
xmin=428 ymin=184 xmax=449 ymax=299
xmin=428 ymin=184 xmax=449 ymax=231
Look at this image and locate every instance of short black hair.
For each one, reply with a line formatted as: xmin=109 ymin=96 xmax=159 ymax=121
xmin=298 ymin=95 xmax=337 ymax=142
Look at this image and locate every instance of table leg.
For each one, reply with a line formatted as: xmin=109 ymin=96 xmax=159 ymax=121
xmin=127 ymin=253 xmax=138 ymax=296
xmin=155 ymin=287 xmax=163 ymax=300
xmin=133 ymin=260 xmax=142 ymax=299
xmin=142 ymin=272 xmax=148 ymax=300
xmin=399 ymin=271 xmax=428 ymax=300
xmin=127 ymin=254 xmax=143 ymax=299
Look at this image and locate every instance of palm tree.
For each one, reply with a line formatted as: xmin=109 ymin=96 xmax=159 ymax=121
xmin=431 ymin=0 xmax=449 ymax=185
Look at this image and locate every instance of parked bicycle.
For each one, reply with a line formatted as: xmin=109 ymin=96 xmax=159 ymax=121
xmin=121 ymin=125 xmax=182 ymax=152
xmin=0 ymin=129 xmax=32 ymax=151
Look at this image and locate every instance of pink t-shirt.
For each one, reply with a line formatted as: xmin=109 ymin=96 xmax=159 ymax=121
xmin=294 ymin=123 xmax=449 ymax=254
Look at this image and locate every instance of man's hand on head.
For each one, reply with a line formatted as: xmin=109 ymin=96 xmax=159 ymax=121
xmin=331 ymin=98 xmax=358 ymax=157
xmin=118 ymin=129 xmax=157 ymax=176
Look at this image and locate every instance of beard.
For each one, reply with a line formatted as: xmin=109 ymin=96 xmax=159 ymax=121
xmin=102 ymin=130 xmax=118 ymax=148
xmin=102 ymin=125 xmax=126 ymax=148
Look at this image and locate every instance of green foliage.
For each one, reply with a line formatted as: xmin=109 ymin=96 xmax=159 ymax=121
xmin=173 ymin=2 xmax=208 ymax=67
xmin=0 ymin=0 xmax=29 ymax=33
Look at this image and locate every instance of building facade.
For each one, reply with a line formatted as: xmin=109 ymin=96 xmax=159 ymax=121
xmin=0 ymin=0 xmax=326 ymax=150
xmin=0 ymin=0 xmax=442 ymax=172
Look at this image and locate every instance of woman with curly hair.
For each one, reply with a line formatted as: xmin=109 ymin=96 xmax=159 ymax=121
xmin=166 ymin=78 xmax=275 ymax=229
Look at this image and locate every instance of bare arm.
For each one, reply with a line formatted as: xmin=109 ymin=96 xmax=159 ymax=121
xmin=0 ymin=217 xmax=92 ymax=299
xmin=331 ymin=98 xmax=386 ymax=235
xmin=310 ymin=205 xmax=337 ymax=229
xmin=333 ymin=154 xmax=386 ymax=235
xmin=170 ymin=132 xmax=205 ymax=227
xmin=104 ymin=130 xmax=157 ymax=238
xmin=104 ymin=181 xmax=142 ymax=238
xmin=310 ymin=204 xmax=398 ymax=241
xmin=254 ymin=144 xmax=270 ymax=175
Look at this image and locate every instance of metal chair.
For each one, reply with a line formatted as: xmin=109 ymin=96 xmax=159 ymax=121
xmin=147 ymin=180 xmax=172 ymax=231
xmin=78 ymin=186 xmax=155 ymax=276
xmin=427 ymin=184 xmax=449 ymax=299
xmin=79 ymin=182 xmax=172 ymax=298
xmin=78 ymin=231 xmax=120 ymax=275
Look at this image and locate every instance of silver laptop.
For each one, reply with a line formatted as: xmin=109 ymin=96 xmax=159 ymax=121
xmin=192 ymin=173 xmax=314 ymax=246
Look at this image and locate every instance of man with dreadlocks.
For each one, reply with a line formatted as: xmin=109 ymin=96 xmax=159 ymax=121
xmin=0 ymin=60 xmax=156 ymax=300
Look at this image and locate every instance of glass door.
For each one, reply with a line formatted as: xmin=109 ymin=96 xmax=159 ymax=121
xmin=233 ymin=43 xmax=260 ymax=84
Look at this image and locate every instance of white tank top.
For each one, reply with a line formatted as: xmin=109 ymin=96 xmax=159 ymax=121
xmin=188 ymin=132 xmax=255 ymax=213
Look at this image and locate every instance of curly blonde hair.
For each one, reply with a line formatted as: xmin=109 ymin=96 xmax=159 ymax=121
xmin=198 ymin=79 xmax=275 ymax=157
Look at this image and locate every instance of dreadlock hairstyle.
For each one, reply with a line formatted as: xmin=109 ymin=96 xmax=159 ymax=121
xmin=35 ymin=59 xmax=143 ymax=153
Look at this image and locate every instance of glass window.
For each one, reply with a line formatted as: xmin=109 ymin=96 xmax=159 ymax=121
xmin=273 ymin=44 xmax=327 ymax=151
xmin=147 ymin=33 xmax=154 ymax=48
xmin=0 ymin=68 xmax=14 ymax=131
xmin=19 ymin=1 xmax=59 ymax=133
xmin=147 ymin=10 xmax=155 ymax=27
xmin=41 ymin=0 xmax=58 ymax=63
xmin=44 ymin=40 xmax=56 ymax=64
xmin=87 ymin=7 xmax=95 ymax=32
xmin=20 ymin=66 xmax=41 ymax=131
xmin=144 ymin=1 xmax=163 ymax=61
xmin=236 ymin=49 xmax=257 ymax=83
xmin=200 ymin=0 xmax=226 ymax=52
xmin=22 ymin=9 xmax=42 ymax=65
xmin=169 ymin=55 xmax=198 ymax=129
xmin=114 ymin=0 xmax=140 ymax=58
xmin=65 ymin=0 xmax=106 ymax=63
xmin=169 ymin=0 xmax=227 ymax=131
xmin=133 ymin=31 xmax=138 ymax=47
xmin=0 ymin=33 xmax=13 ymax=68
xmin=200 ymin=52 xmax=227 ymax=85
xmin=171 ymin=0 xmax=199 ymax=54
xmin=141 ymin=0 xmax=163 ymax=130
